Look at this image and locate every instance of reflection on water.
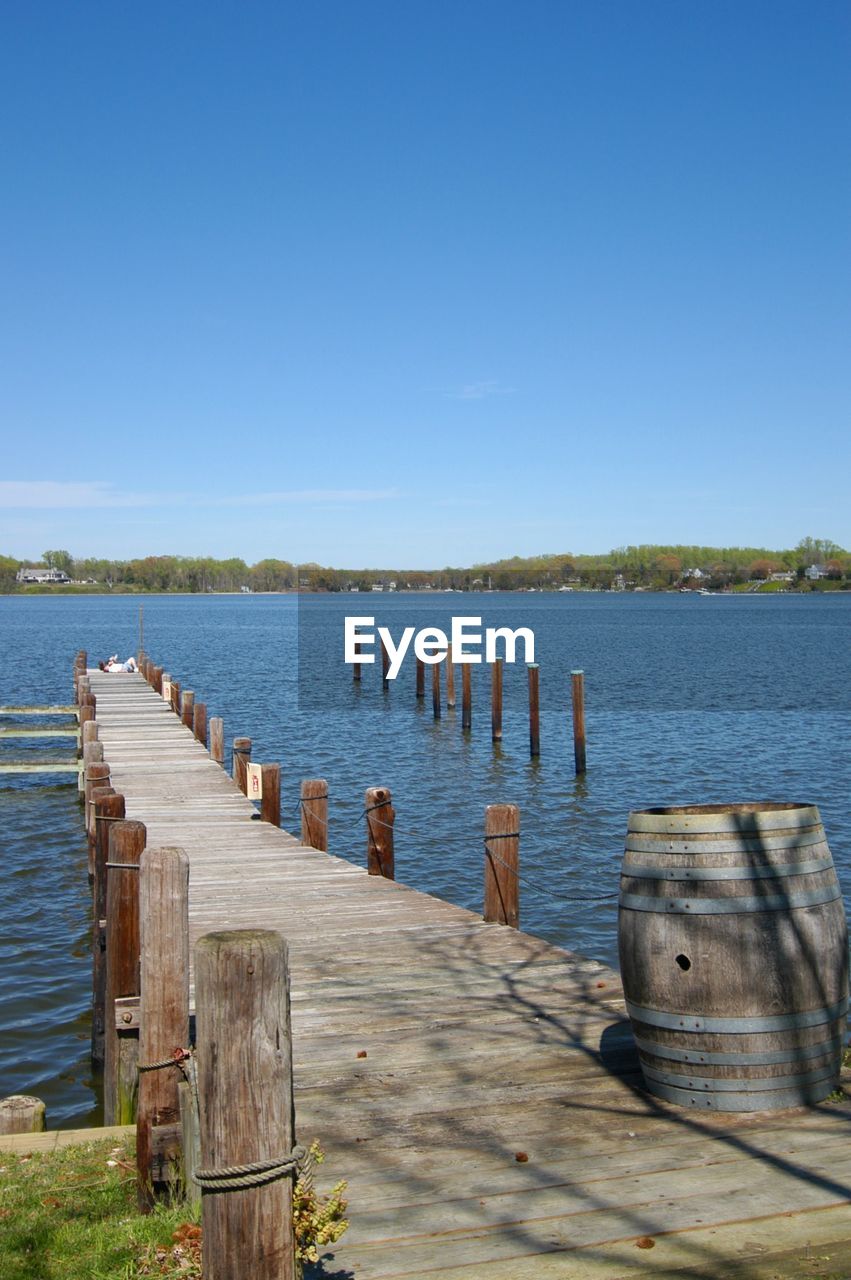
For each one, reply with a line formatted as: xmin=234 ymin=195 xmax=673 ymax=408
xmin=0 ymin=591 xmax=848 ymax=1125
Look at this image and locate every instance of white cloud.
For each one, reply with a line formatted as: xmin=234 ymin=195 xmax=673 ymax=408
xmin=0 ymin=481 xmax=159 ymax=509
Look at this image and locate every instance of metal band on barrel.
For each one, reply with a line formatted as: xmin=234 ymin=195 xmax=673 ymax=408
xmin=624 ymin=996 xmax=848 ymax=1034
xmin=641 ymin=1061 xmax=839 ymax=1093
xmin=618 ymin=884 xmax=842 ymax=915
xmin=632 ymin=1031 xmax=843 ymax=1066
xmin=624 ymin=828 xmax=825 ymax=855
xmin=620 ymin=857 xmax=834 ymax=882
xmin=642 ymin=1076 xmax=839 ymax=1112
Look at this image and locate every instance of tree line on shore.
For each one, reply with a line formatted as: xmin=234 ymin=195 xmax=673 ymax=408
xmin=2 ymin=537 xmax=848 ymax=594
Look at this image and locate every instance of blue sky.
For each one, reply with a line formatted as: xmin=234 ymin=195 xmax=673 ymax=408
xmin=1 ymin=2 xmax=848 ymax=566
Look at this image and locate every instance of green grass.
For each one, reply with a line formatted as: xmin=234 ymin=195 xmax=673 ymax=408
xmin=0 ymin=1136 xmax=199 ymax=1280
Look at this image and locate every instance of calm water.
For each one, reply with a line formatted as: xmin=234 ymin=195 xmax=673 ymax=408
xmin=1 ymin=592 xmax=849 ymax=1125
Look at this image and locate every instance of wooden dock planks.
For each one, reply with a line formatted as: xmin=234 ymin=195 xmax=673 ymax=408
xmin=89 ymin=671 xmax=851 ymax=1279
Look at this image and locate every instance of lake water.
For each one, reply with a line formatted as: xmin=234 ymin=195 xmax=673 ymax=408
xmin=1 ymin=591 xmax=848 ymax=1125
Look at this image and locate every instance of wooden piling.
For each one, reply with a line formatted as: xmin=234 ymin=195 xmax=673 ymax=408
xmin=260 ymin=763 xmax=281 ymax=827
xmin=232 ymin=737 xmax=251 ymax=795
xmin=104 ymin=820 xmax=145 ymax=1125
xmin=169 ymin=680 xmax=181 ymax=716
xmin=81 ymin=718 xmax=98 ymax=750
xmin=137 ymin=846 xmax=190 ymax=1210
xmin=484 ymin=803 xmax=519 ymax=928
xmin=432 ymin=660 xmax=441 ymax=719
xmin=153 ymin=665 xmax=163 ymax=695
xmin=353 ymin=660 xmax=361 ymax=682
xmin=210 ymin=716 xmax=224 ymax=765
xmin=193 ymin=701 xmax=207 ymax=747
xmin=381 ymin=636 xmax=390 ymax=688
xmin=195 ymin=929 xmax=296 ymax=1280
xmin=446 ymin=644 xmax=456 ymax=708
xmin=79 ymin=703 xmax=96 ymax=737
xmin=84 ymin=759 xmax=110 ymax=837
xmin=181 ymin=690 xmax=195 ymax=729
xmin=0 ymin=1095 xmax=46 ymax=1135
xmin=528 ymin=663 xmax=540 ymax=757
xmin=300 ymin=779 xmax=328 ymax=851
xmin=92 ymin=791 xmax=126 ymax=1066
xmin=416 ymin=656 xmax=425 ymax=699
xmin=491 ymin=657 xmax=503 ymax=742
xmin=462 ymin=662 xmax=472 ymax=731
xmin=365 ymin=786 xmax=395 ymax=879
xmin=571 ymin=669 xmax=586 ymax=774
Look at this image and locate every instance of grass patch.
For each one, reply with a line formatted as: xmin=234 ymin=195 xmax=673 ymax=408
xmin=0 ymin=1136 xmax=199 ymax=1280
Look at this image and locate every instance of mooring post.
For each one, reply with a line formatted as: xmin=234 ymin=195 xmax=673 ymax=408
xmin=194 ymin=701 xmax=207 ymax=747
xmin=153 ymin=665 xmax=164 ymax=694
xmin=169 ymin=680 xmax=181 ymax=716
xmin=260 ymin=763 xmax=281 ymax=827
xmin=85 ymin=758 xmax=110 ymax=839
xmin=365 ymin=785 xmax=395 ymax=879
xmin=462 ymin=662 xmax=472 ymax=731
xmin=571 ymin=669 xmax=586 ymax=774
xmin=353 ymin=659 xmax=361 ymax=682
xmin=137 ymin=846 xmax=190 ymax=1212
xmin=300 ymin=778 xmax=328 ymax=850
xmin=528 ymin=663 xmax=540 ymax=757
xmin=195 ymin=929 xmax=296 ymax=1280
xmin=491 ymin=657 xmax=503 ymax=742
xmin=484 ymin=803 xmax=519 ymax=927
xmin=181 ymin=690 xmax=195 ymax=729
xmin=416 ymin=656 xmax=425 ymax=700
xmin=78 ymin=703 xmax=96 ymax=739
xmin=432 ymin=659 xmax=441 ymax=719
xmin=104 ymin=820 xmax=145 ymax=1125
xmin=210 ymin=716 xmax=224 ymax=765
xmin=232 ymin=737 xmax=251 ymax=794
xmin=92 ymin=791 xmax=126 ymax=1067
xmin=81 ymin=717 xmax=98 ymax=751
xmin=446 ymin=643 xmax=456 ymax=708
xmin=0 ymin=1095 xmax=46 ymax=1135
xmin=381 ymin=636 xmax=390 ymax=688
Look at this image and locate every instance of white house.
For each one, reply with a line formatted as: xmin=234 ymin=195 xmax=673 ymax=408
xmin=16 ymin=567 xmax=71 ymax=584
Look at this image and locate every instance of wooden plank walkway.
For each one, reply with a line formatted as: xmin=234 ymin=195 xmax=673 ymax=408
xmin=90 ymin=671 xmax=851 ymax=1279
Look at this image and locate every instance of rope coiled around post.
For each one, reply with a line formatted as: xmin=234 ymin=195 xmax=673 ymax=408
xmin=193 ymin=1144 xmax=308 ymax=1192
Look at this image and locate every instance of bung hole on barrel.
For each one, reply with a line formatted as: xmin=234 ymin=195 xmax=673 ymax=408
xmin=675 ymin=954 xmax=691 ymax=971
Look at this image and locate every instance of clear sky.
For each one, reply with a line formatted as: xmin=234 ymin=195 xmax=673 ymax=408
xmin=1 ymin=2 xmax=848 ymax=567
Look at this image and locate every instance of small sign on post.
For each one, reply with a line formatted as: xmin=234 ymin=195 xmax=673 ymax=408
xmin=161 ymin=679 xmax=172 ymax=703
xmin=246 ymin=762 xmax=263 ymax=800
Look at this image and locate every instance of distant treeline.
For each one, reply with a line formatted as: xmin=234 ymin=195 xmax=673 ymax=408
xmin=2 ymin=537 xmax=849 ymax=594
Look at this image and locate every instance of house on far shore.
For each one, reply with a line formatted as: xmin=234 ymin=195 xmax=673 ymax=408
xmin=805 ymin=564 xmax=826 ymax=581
xmin=16 ymin=567 xmax=71 ymax=584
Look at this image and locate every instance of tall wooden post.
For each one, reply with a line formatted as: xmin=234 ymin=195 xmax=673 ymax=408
xmin=79 ymin=703 xmax=96 ymax=738
xmin=210 ymin=717 xmax=224 ymax=765
xmin=104 ymin=820 xmax=146 ymax=1125
xmin=260 ymin=764 xmax=281 ymax=827
xmin=416 ymin=656 xmax=425 ymax=700
xmin=85 ymin=758 xmax=110 ymax=842
xmin=484 ymin=803 xmax=519 ymax=928
xmin=365 ymin=786 xmax=395 ymax=879
xmin=300 ymin=779 xmax=328 ymax=851
xmin=194 ymin=701 xmax=207 ymax=747
xmin=233 ymin=737 xmax=251 ymax=794
xmin=153 ymin=665 xmax=164 ymax=694
xmin=169 ymin=680 xmax=181 ymax=715
xmin=446 ymin=644 xmax=456 ymax=708
xmin=462 ymin=663 xmax=472 ymax=731
xmin=195 ymin=929 xmax=296 ymax=1280
xmin=432 ymin=660 xmax=441 ymax=719
xmin=137 ymin=846 xmax=190 ymax=1211
xmin=92 ymin=790 xmax=126 ymax=1066
xmin=81 ymin=718 xmax=98 ymax=751
xmin=181 ymin=690 xmax=195 ymax=729
xmin=528 ymin=663 xmax=540 ymax=757
xmin=381 ymin=637 xmax=390 ymax=688
xmin=491 ymin=657 xmax=503 ymax=742
xmin=571 ymin=669 xmax=587 ymax=775
xmin=353 ymin=660 xmax=361 ymax=682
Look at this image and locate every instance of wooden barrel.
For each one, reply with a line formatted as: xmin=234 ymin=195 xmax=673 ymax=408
xmin=618 ymin=803 xmax=848 ymax=1111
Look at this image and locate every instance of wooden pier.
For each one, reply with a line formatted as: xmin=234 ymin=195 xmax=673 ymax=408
xmin=86 ymin=668 xmax=851 ymax=1277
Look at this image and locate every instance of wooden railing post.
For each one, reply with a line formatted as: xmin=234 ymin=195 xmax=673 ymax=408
xmin=195 ymin=929 xmax=296 ymax=1280
xmin=260 ymin=763 xmax=281 ymax=827
xmin=104 ymin=820 xmax=145 ymax=1125
xmin=381 ymin=637 xmax=390 ymax=688
xmin=571 ymin=669 xmax=586 ymax=775
xmin=365 ymin=786 xmax=394 ymax=879
xmin=169 ymin=680 xmax=181 ymax=715
xmin=491 ymin=657 xmax=503 ymax=742
xmin=81 ymin=718 xmax=98 ymax=752
xmin=416 ymin=656 xmax=425 ymax=700
xmin=85 ymin=757 xmax=110 ymax=843
xmin=528 ymin=663 xmax=540 ymax=757
xmin=79 ymin=703 xmax=96 ymax=737
xmin=210 ymin=717 xmax=224 ymax=765
xmin=137 ymin=846 xmax=190 ymax=1211
xmin=92 ymin=791 xmax=125 ymax=1066
xmin=181 ymin=690 xmax=195 ymax=729
xmin=432 ymin=661 xmax=441 ymax=719
xmin=300 ymin=779 xmax=328 ymax=850
xmin=484 ymin=803 xmax=519 ymax=928
xmin=233 ymin=737 xmax=251 ymax=794
xmin=153 ymin=665 xmax=164 ymax=694
xmin=194 ymin=701 xmax=207 ymax=747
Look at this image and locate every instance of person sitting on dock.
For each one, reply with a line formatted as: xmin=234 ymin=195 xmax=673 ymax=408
xmin=99 ymin=656 xmax=138 ymax=672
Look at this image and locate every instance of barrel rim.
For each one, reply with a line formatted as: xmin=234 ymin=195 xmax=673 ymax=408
xmin=628 ymin=803 xmax=822 ymax=834
xmin=634 ymin=803 xmax=814 ymax=817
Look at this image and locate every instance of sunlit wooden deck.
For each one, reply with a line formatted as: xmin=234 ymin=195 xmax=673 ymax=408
xmin=88 ymin=670 xmax=851 ymax=1279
